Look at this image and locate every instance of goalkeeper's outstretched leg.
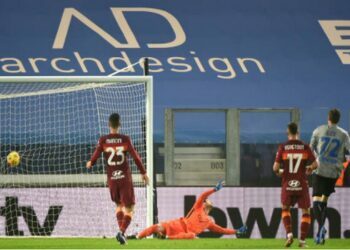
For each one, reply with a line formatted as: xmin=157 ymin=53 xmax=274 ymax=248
xmin=138 ymin=224 xmax=164 ymax=239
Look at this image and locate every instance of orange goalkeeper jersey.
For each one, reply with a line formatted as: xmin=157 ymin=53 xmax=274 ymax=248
xmin=183 ymin=189 xmax=235 ymax=235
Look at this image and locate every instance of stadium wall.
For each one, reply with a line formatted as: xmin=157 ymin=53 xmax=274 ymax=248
xmin=1 ymin=187 xmax=349 ymax=238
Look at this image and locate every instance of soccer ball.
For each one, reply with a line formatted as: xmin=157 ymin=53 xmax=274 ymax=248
xmin=7 ymin=151 xmax=20 ymax=167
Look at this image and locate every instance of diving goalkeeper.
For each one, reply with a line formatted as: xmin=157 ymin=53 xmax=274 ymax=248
xmin=137 ymin=180 xmax=247 ymax=239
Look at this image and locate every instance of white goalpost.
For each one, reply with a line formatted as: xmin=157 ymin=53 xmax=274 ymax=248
xmin=0 ymin=76 xmax=153 ymax=237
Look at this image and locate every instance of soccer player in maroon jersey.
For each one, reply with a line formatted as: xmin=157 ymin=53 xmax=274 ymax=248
xmin=86 ymin=113 xmax=149 ymax=245
xmin=273 ymin=122 xmax=317 ymax=248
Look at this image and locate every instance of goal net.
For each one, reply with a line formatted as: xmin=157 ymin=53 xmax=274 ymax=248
xmin=0 ymin=76 xmax=153 ymax=237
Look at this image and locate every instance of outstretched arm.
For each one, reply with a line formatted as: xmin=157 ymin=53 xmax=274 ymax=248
xmin=193 ymin=189 xmax=216 ymax=209
xmin=306 ymin=160 xmax=318 ymax=175
xmin=87 ymin=138 xmax=103 ymax=168
xmin=127 ymin=136 xmax=146 ymax=175
xmin=310 ymin=128 xmax=319 ymax=153
xmin=305 ymin=145 xmax=318 ymax=175
xmin=273 ymin=162 xmax=282 ymax=176
xmin=345 ymin=133 xmax=350 ymax=152
xmin=127 ymin=136 xmax=149 ymax=185
xmin=273 ymin=145 xmax=283 ymax=176
xmin=192 ymin=180 xmax=224 ymax=209
xmin=208 ymin=223 xmax=236 ymax=235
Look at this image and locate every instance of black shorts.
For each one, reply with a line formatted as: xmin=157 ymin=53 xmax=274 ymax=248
xmin=312 ymin=174 xmax=337 ymax=197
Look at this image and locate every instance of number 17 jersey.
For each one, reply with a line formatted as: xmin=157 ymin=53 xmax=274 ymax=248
xmin=275 ymin=140 xmax=315 ymax=194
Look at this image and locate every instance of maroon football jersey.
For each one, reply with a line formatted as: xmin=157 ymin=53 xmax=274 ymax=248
xmin=275 ymin=139 xmax=315 ymax=194
xmin=90 ymin=133 xmax=146 ymax=182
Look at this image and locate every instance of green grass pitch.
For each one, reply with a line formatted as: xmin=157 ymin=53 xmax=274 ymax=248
xmin=0 ymin=238 xmax=349 ymax=249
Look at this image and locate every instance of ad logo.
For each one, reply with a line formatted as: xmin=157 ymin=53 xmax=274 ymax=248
xmin=0 ymin=7 xmax=266 ymax=78
xmin=184 ymin=195 xmax=343 ymax=238
xmin=0 ymin=197 xmax=62 ymax=236
xmin=288 ymin=180 xmax=300 ymax=188
xmin=319 ymin=20 xmax=350 ymax=64
xmin=53 ymin=8 xmax=186 ymax=49
xmin=111 ymin=170 xmax=125 ymax=180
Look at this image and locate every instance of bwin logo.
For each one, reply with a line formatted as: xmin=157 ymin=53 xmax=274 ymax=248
xmin=53 ymin=8 xmax=186 ymax=49
xmin=288 ymin=180 xmax=300 ymax=188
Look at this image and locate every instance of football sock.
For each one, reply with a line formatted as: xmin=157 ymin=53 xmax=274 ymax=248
xmin=137 ymin=224 xmax=158 ymax=239
xmin=300 ymin=213 xmax=311 ymax=241
xmin=313 ymin=201 xmax=322 ymax=230
xmin=319 ymin=202 xmax=327 ymax=230
xmin=282 ymin=209 xmax=292 ymax=235
xmin=116 ymin=211 xmax=124 ymax=229
xmin=121 ymin=214 xmax=132 ymax=234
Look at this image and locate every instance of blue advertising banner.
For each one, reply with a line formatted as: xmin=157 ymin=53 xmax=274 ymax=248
xmin=0 ymin=0 xmax=349 ymax=141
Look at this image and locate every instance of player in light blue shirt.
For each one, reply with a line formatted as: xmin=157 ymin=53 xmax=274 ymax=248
xmin=310 ymin=109 xmax=350 ymax=244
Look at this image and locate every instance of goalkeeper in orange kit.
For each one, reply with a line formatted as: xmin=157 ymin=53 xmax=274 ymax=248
xmin=137 ymin=180 xmax=247 ymax=239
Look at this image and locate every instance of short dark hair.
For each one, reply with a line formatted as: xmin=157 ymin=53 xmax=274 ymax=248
xmin=109 ymin=113 xmax=120 ymax=128
xmin=328 ymin=109 xmax=340 ymax=124
xmin=287 ymin=122 xmax=298 ymax=135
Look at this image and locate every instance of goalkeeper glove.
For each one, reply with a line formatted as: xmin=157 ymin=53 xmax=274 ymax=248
xmin=236 ymin=225 xmax=248 ymax=237
xmin=214 ymin=179 xmax=225 ymax=191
